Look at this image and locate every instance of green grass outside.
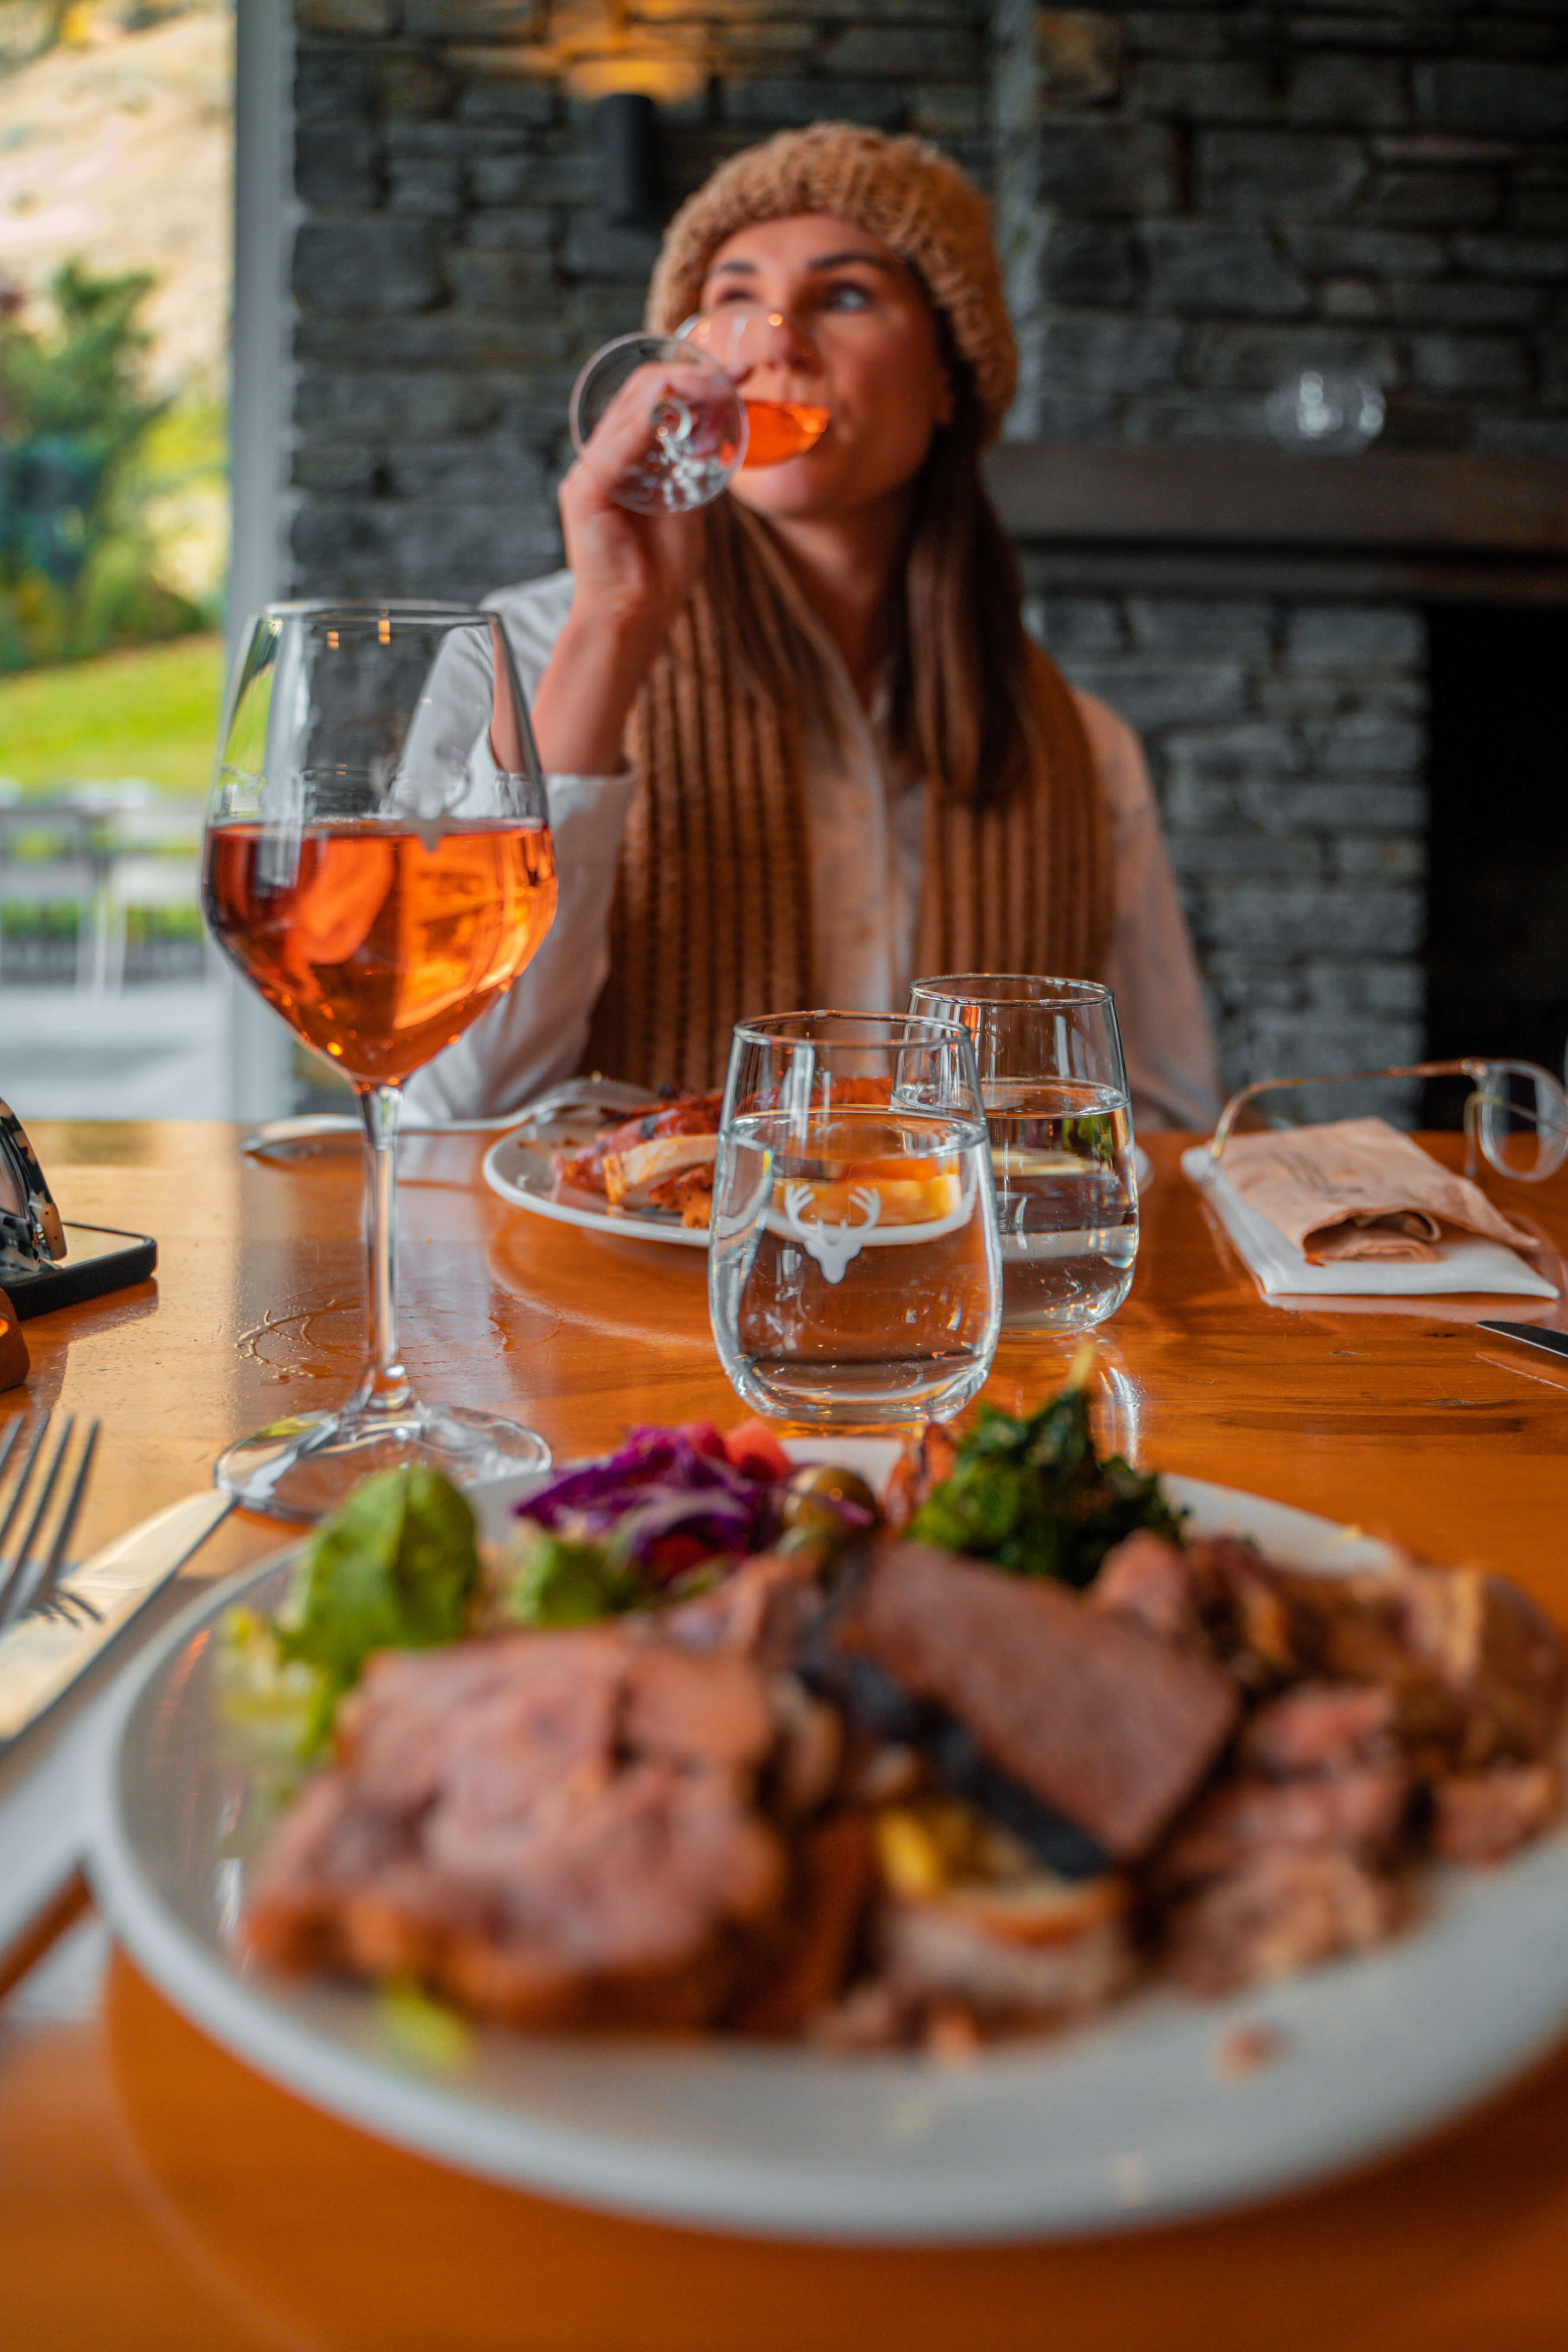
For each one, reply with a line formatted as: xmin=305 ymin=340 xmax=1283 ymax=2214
xmin=134 ymin=400 xmax=228 ymax=493
xmin=0 ymin=631 xmax=224 ymax=794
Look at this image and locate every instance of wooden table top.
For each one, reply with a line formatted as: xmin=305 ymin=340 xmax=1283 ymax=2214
xmin=3 ymin=1118 xmax=1568 ymax=2352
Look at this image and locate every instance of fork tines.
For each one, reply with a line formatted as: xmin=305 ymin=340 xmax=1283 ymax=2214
xmin=0 ymin=1413 xmax=103 ymax=1631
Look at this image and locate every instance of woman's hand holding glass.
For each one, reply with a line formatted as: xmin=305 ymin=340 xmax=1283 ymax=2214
xmin=202 ymin=602 xmax=558 ymax=1518
xmin=568 ymin=303 xmax=830 ymax=516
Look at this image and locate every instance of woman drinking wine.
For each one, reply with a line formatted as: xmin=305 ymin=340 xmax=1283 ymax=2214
xmin=407 ymin=121 xmax=1219 ymax=1133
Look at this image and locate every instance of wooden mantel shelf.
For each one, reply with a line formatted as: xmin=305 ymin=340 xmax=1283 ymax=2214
xmin=984 ymin=442 xmax=1568 ymax=604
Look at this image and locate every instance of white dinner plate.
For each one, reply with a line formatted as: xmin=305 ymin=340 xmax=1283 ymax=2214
xmin=483 ymin=1085 xmax=712 ymax=1249
xmin=87 ymin=1468 xmax=1568 ymax=2244
xmin=483 ymin=1088 xmax=1152 ymax=1255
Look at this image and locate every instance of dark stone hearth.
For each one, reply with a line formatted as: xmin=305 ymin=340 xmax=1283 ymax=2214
xmin=1426 ymin=603 xmax=1568 ymax=1085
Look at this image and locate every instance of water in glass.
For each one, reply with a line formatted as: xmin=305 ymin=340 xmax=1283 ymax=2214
xmin=709 ymin=1014 xmax=1000 ymax=1428
xmin=909 ymin=976 xmax=1138 ymax=1337
xmin=983 ymin=1076 xmax=1138 ymax=1330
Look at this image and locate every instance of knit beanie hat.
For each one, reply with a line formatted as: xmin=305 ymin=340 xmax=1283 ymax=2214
xmin=645 ymin=123 xmax=1018 ymax=444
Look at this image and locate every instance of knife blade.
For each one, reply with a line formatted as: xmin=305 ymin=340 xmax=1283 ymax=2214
xmin=0 ymin=1488 xmax=234 ymax=1742
xmin=1476 ymin=1320 xmax=1568 ymax=1364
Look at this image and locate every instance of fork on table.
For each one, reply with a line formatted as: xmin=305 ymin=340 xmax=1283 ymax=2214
xmin=0 ymin=1415 xmax=102 ymax=1632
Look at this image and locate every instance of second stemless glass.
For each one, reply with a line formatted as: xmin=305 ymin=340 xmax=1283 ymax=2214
xmin=908 ymin=975 xmax=1138 ymax=1335
xmin=202 ymin=602 xmax=558 ymax=1518
xmin=709 ymin=1012 xmax=1001 ymax=1428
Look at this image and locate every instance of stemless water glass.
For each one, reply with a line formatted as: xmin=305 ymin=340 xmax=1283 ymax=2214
xmin=202 ymin=602 xmax=558 ymax=1518
xmin=709 ymin=1011 xmax=1001 ymax=1428
xmin=908 ymin=976 xmax=1138 ymax=1335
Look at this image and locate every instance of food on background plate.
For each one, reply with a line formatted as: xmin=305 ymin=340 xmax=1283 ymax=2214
xmin=552 ymin=1092 xmax=724 ymax=1227
xmin=544 ymin=1082 xmax=968 ymax=1235
xmin=234 ymin=1381 xmax=1568 ymax=2049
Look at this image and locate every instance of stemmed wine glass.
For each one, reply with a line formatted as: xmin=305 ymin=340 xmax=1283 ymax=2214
xmin=569 ymin=302 xmax=830 ymax=513
xmin=202 ymin=602 xmax=558 ymax=1519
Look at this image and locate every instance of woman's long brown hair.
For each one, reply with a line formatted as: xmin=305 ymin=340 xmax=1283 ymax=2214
xmin=698 ymin=366 xmax=1036 ymax=811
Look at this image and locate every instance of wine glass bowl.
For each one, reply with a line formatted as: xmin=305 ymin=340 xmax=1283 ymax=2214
xmin=569 ymin=305 xmax=830 ymax=513
xmin=568 ymin=333 xmax=747 ymax=513
xmin=202 ymin=602 xmax=558 ymax=1518
xmin=202 ymin=817 xmax=555 ymax=1089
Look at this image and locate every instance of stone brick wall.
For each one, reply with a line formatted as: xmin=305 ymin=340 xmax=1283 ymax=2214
xmin=995 ymin=0 xmax=1568 ymax=458
xmin=289 ymin=0 xmax=991 ymax=602
xmin=994 ymin=3 xmax=1565 ymax=1095
xmin=1025 ymin=583 xmax=1427 ymax=1086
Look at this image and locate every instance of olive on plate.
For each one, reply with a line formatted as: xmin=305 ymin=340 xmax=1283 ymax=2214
xmin=779 ymin=1462 xmax=881 ymax=1540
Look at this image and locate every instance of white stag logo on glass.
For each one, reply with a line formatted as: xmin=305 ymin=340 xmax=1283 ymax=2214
xmin=780 ymin=1178 xmax=881 ymax=1284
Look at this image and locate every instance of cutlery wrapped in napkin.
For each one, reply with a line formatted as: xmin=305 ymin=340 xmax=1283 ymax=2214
xmin=1217 ymin=1118 xmax=1541 ymax=1265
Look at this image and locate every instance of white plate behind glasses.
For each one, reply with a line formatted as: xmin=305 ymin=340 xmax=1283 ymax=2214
xmin=483 ymin=1086 xmax=1151 ymax=1253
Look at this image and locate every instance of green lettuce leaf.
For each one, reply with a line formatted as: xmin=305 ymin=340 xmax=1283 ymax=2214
xmin=275 ymin=1467 xmax=481 ymax=1730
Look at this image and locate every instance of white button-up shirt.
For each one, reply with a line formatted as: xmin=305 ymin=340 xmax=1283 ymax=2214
xmin=407 ymin=570 xmax=1221 ymax=1132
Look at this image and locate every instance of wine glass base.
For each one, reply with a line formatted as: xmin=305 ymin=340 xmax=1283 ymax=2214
xmin=215 ymin=1404 xmax=552 ymax=1522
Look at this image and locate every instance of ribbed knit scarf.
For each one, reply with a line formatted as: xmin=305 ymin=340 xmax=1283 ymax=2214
xmin=583 ymin=585 xmax=1113 ymax=1093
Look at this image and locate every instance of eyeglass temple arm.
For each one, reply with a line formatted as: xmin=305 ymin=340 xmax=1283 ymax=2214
xmin=1208 ymin=1061 xmax=1491 ymax=1163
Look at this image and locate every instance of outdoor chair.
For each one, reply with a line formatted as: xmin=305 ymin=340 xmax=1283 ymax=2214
xmin=97 ymin=795 xmax=208 ymax=991
xmin=0 ymin=798 xmax=106 ymax=990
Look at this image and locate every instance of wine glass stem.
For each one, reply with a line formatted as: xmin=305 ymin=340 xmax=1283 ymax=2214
xmin=358 ymin=1082 xmax=413 ymax=1418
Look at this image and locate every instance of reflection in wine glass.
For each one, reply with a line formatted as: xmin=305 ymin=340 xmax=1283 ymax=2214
xmin=677 ymin=304 xmax=831 ymax=468
xmin=202 ymin=602 xmax=558 ymax=1518
xmin=569 ymin=304 xmax=830 ymax=514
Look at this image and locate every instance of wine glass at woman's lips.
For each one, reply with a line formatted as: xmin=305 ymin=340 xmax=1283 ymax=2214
xmin=568 ymin=303 xmax=830 ymax=516
xmin=736 ymin=395 xmax=831 ymax=466
xmin=201 ymin=602 xmax=558 ymax=1519
xmin=678 ymin=304 xmax=830 ymax=467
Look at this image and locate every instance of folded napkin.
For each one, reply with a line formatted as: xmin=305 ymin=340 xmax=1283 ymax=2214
xmin=1214 ymin=1117 xmax=1541 ymax=1264
xmin=1182 ymin=1126 xmax=1558 ymax=1302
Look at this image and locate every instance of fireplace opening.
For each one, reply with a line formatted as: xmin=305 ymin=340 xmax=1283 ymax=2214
xmin=1424 ymin=601 xmax=1568 ymax=1131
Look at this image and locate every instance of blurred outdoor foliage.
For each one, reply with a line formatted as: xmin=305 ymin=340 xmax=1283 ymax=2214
xmin=0 ymin=258 xmax=218 ymax=671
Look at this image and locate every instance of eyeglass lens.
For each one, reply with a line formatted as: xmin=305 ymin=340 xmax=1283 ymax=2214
xmin=1469 ymin=1061 xmax=1568 ymax=1181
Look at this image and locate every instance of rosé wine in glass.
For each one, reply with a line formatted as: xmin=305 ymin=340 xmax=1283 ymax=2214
xmin=204 ymin=820 xmax=555 ymax=1089
xmin=739 ymin=397 xmax=830 ymax=468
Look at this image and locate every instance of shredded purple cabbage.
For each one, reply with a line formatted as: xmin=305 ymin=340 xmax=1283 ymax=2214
xmin=512 ymin=1426 xmax=781 ymax=1576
